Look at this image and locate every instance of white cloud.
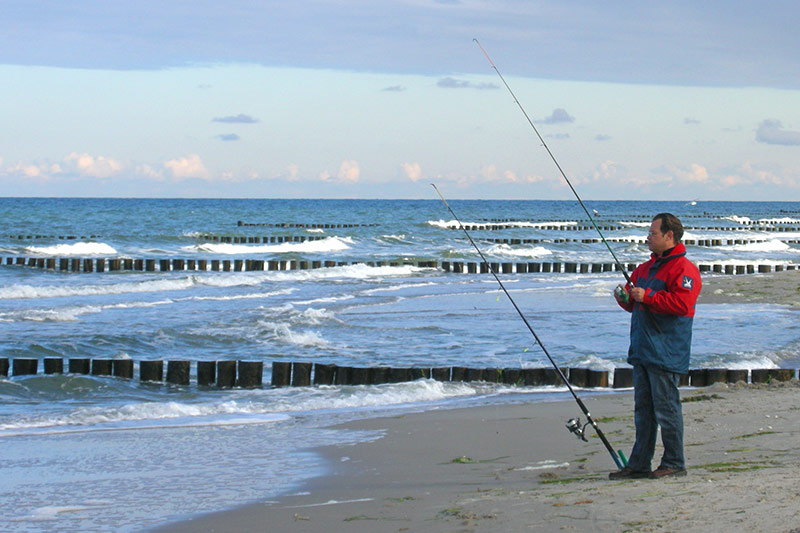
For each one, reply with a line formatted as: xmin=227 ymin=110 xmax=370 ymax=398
xmin=402 ymin=162 xmax=422 ymax=182
xmin=337 ymin=160 xmax=360 ymax=183
xmin=65 ymin=152 xmax=123 ymax=178
xmin=135 ymin=164 xmax=164 ymax=181
xmin=286 ymin=163 xmax=300 ymax=182
xmin=164 ymin=154 xmax=210 ymax=180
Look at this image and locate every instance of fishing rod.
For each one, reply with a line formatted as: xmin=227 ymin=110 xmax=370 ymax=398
xmin=432 ymin=184 xmax=625 ymax=469
xmin=473 ymin=39 xmax=660 ymax=332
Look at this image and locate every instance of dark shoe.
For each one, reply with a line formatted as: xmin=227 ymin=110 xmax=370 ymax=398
xmin=609 ymin=466 xmax=650 ymax=480
xmin=649 ymin=465 xmax=687 ymax=479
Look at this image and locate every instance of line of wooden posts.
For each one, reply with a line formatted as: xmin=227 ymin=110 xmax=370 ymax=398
xmin=1 ymin=358 xmax=796 ymax=389
xmin=3 ymin=256 xmax=796 ymax=275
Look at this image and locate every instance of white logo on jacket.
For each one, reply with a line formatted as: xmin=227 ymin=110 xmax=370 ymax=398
xmin=682 ymin=275 xmax=694 ymax=290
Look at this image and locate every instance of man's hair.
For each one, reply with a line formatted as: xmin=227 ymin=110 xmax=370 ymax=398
xmin=653 ymin=213 xmax=683 ymax=243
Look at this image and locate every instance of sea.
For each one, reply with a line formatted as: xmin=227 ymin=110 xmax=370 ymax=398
xmin=1 ymin=197 xmax=799 ymax=531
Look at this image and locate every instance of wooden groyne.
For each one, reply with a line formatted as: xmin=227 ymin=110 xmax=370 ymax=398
xmin=237 ymin=221 xmax=379 ymax=228
xmin=1 ymin=358 xmax=796 ymax=389
xmin=197 ymin=234 xmax=326 ymax=244
xmin=3 ymin=256 xmax=797 ymax=275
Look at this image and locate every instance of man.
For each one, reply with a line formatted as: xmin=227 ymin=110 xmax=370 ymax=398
xmin=610 ymin=213 xmax=701 ymax=480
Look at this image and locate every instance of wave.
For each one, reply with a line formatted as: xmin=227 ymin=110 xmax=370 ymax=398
xmin=0 ymin=264 xmax=425 ymax=301
xmin=728 ymin=240 xmax=791 ymax=252
xmin=486 ymin=243 xmax=553 ymax=259
xmin=23 ymin=242 xmax=117 ymax=256
xmin=186 ymin=236 xmax=354 ymax=255
xmin=427 ymin=219 xmax=577 ymax=229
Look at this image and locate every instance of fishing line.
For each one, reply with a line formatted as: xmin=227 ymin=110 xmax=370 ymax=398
xmin=431 ymin=184 xmax=625 ymax=469
xmin=472 ymin=38 xmax=660 ymax=332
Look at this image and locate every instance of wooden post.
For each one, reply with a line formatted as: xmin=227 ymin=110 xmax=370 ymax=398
xmin=368 ymin=367 xmax=389 ymax=385
xmin=431 ymin=367 xmax=451 ymax=381
xmin=291 ymin=362 xmax=312 ymax=386
xmin=770 ymin=369 xmax=795 ymax=382
xmin=44 ymin=358 xmax=64 ymax=374
xmin=140 ymin=360 xmax=164 ymax=382
xmin=587 ymin=369 xmax=609 ymax=388
xmin=706 ymin=368 xmax=727 ymax=385
xmin=388 ymin=367 xmax=411 ymax=383
xmin=198 ymin=361 xmax=216 ymax=386
xmin=113 ymin=359 xmax=134 ymax=379
xmin=465 ymin=368 xmax=484 ymax=382
xmin=217 ymin=361 xmax=237 ymax=388
xmin=238 ymin=361 xmax=263 ymax=388
xmin=522 ymin=368 xmax=546 ymax=386
xmin=167 ymin=360 xmax=191 ymax=385
xmin=334 ymin=366 xmax=353 ymax=385
xmin=450 ymin=366 xmax=468 ymax=382
xmin=727 ymin=369 xmax=748 ymax=384
xmin=689 ymin=369 xmax=708 ymax=387
xmin=13 ymin=358 xmax=38 ymax=376
xmin=69 ymin=358 xmax=91 ymax=374
xmin=502 ymin=368 xmax=522 ymax=385
xmin=313 ymin=363 xmax=336 ymax=385
xmin=569 ymin=368 xmax=589 ymax=387
xmin=91 ymin=359 xmax=113 ymax=376
xmin=483 ymin=368 xmax=501 ymax=383
xmin=0 ymin=358 xmax=8 ymax=377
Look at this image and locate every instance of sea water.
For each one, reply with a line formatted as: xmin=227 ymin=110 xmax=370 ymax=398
xmin=1 ymin=198 xmax=799 ymax=530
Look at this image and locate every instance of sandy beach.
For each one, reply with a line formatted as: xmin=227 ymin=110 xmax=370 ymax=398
xmin=156 ymin=272 xmax=800 ymax=533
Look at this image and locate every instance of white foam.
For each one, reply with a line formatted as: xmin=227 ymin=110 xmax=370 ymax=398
xmin=0 ymin=402 xmax=290 ymax=437
xmin=486 ymin=243 xmax=553 ymax=259
xmin=24 ymin=242 xmax=117 ymax=256
xmin=187 ymin=236 xmax=354 ymax=254
xmin=728 ymin=240 xmax=790 ymax=252
xmin=427 ymin=219 xmax=578 ymax=229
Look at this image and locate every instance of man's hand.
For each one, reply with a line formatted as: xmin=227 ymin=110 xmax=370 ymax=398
xmin=630 ymin=287 xmax=646 ymax=302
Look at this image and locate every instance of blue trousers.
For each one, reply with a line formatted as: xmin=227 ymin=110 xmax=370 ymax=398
xmin=627 ymin=364 xmax=685 ymax=471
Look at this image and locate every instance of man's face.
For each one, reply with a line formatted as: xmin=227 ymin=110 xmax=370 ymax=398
xmin=647 ymin=219 xmax=673 ymax=255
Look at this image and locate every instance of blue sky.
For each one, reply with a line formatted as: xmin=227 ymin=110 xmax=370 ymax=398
xmin=1 ymin=1 xmax=799 ymax=199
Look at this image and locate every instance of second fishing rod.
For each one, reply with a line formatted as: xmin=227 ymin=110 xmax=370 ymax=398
xmin=473 ymin=39 xmax=660 ymax=332
xmin=432 ymin=184 xmax=625 ymax=470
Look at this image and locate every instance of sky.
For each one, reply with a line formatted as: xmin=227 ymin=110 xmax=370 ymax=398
xmin=1 ymin=0 xmax=799 ymax=200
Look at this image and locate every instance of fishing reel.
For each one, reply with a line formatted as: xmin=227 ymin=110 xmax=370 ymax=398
xmin=565 ymin=417 xmax=589 ymax=442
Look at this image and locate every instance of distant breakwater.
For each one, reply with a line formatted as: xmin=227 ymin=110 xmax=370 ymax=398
xmin=1 ymin=358 xmax=796 ymax=389
xmin=3 ymin=256 xmax=796 ymax=275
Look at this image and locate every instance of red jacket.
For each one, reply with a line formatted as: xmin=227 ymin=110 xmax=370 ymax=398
xmin=618 ymin=243 xmax=701 ymax=373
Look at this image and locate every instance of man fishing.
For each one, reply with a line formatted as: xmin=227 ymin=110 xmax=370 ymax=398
xmin=611 ymin=213 xmax=702 ymax=479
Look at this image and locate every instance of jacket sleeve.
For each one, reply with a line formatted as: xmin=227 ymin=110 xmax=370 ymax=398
xmin=642 ymin=260 xmax=701 ymax=316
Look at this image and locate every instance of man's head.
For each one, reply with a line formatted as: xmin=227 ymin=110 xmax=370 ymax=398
xmin=647 ymin=213 xmax=683 ymax=255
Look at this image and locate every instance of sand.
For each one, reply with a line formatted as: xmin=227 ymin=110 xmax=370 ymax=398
xmin=155 ymin=271 xmax=800 ymax=533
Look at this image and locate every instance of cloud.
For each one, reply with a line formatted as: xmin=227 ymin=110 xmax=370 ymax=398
xmin=546 ymin=133 xmax=570 ymax=140
xmin=401 ymin=162 xmax=422 ymax=182
xmin=286 ymin=163 xmax=300 ymax=182
xmin=382 ymin=85 xmax=406 ymax=92
xmin=539 ymin=108 xmax=575 ymax=125
xmin=212 ymin=114 xmax=259 ymax=124
xmin=684 ymin=117 xmax=701 ymax=125
xmin=64 ymin=152 xmax=123 ymax=178
xmin=164 ymin=154 xmax=210 ymax=180
xmin=595 ymin=134 xmax=612 ymax=141
xmin=437 ymin=77 xmax=498 ymax=90
xmin=756 ymin=119 xmax=800 ymax=146
xmin=217 ymin=133 xmax=241 ymax=141
xmin=337 ymin=160 xmax=360 ymax=183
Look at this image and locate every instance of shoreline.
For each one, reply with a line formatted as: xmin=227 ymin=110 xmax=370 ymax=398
xmin=154 ymin=271 xmax=800 ymax=532
xmin=156 ymin=382 xmax=800 ymax=533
